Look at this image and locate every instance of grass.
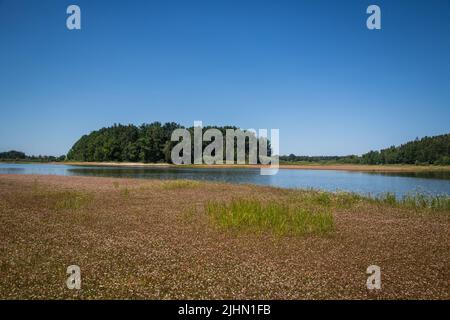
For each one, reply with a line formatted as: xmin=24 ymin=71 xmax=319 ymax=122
xmin=1 ymin=175 xmax=449 ymax=299
xmin=288 ymin=188 xmax=450 ymax=212
xmin=375 ymin=192 xmax=450 ymax=211
xmin=206 ymin=198 xmax=334 ymax=236
xmin=205 ymin=189 xmax=450 ymax=236
xmin=287 ymin=189 xmax=364 ymax=210
xmin=52 ymin=191 xmax=93 ymax=210
xmin=32 ymin=190 xmax=94 ymax=211
xmin=31 ymin=180 xmax=93 ymax=211
xmin=162 ymin=179 xmax=200 ymax=190
xmin=120 ymin=187 xmax=130 ymax=198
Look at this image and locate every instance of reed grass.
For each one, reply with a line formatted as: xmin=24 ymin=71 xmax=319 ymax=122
xmin=375 ymin=192 xmax=450 ymax=211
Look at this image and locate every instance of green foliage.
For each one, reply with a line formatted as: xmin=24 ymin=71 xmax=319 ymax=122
xmin=206 ymin=198 xmax=334 ymax=236
xmin=162 ymin=180 xmax=200 ymax=190
xmin=66 ymin=122 xmax=271 ymax=164
xmin=378 ymin=192 xmax=397 ymax=206
xmin=0 ymin=150 xmax=26 ymax=160
xmin=32 ymin=185 xmax=93 ymax=211
xmin=360 ymin=134 xmax=450 ymax=165
xmin=376 ymin=192 xmax=450 ymax=211
xmin=52 ymin=191 xmax=94 ymax=210
xmin=0 ymin=150 xmax=65 ymax=162
xmin=333 ymin=192 xmax=364 ymax=208
xmin=120 ymin=187 xmax=130 ymax=198
xmin=66 ymin=123 xmax=180 ymax=163
xmin=280 ymin=133 xmax=450 ymax=165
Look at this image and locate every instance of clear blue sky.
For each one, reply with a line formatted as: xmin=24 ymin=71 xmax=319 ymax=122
xmin=1 ymin=0 xmax=449 ymax=156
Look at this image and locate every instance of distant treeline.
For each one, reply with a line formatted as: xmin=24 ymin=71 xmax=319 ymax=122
xmin=281 ymin=133 xmax=450 ymax=165
xmin=0 ymin=150 xmax=66 ymax=162
xmin=67 ymin=122 xmax=271 ymax=163
xmin=5 ymin=130 xmax=449 ymax=166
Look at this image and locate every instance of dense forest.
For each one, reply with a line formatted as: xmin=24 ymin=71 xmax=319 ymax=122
xmin=3 ymin=129 xmax=449 ymax=165
xmin=0 ymin=150 xmax=26 ymax=160
xmin=66 ymin=122 xmax=270 ymax=163
xmin=281 ymin=133 xmax=450 ymax=165
xmin=0 ymin=150 xmax=65 ymax=162
xmin=67 ymin=123 xmax=181 ymax=162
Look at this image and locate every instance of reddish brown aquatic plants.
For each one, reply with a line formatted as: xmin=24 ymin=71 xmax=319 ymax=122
xmin=0 ymin=174 xmax=448 ymax=299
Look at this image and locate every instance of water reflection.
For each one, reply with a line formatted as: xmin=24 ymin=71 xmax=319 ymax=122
xmin=1 ymin=163 xmax=449 ymax=197
xmin=367 ymin=170 xmax=450 ymax=180
xmin=0 ymin=167 xmax=25 ymax=173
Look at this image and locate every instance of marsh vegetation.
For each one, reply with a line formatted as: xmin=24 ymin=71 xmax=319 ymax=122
xmin=0 ymin=174 xmax=448 ymax=299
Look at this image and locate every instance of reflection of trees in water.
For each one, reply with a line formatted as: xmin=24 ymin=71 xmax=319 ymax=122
xmin=66 ymin=167 xmax=261 ymax=183
xmin=0 ymin=168 xmax=25 ymax=173
xmin=368 ymin=171 xmax=450 ymax=180
xmin=68 ymin=167 xmax=450 ymax=181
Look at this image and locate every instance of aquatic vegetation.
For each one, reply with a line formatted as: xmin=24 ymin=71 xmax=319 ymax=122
xmin=1 ymin=175 xmax=448 ymax=299
xmin=375 ymin=192 xmax=450 ymax=211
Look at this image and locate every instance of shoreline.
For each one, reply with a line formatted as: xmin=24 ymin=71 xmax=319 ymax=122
xmin=15 ymin=161 xmax=450 ymax=173
xmin=0 ymin=174 xmax=448 ymax=299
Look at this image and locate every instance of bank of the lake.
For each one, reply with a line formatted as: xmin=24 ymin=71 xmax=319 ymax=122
xmin=3 ymin=160 xmax=450 ymax=173
xmin=1 ymin=162 xmax=450 ymax=197
xmin=60 ymin=161 xmax=450 ymax=173
xmin=0 ymin=174 xmax=448 ymax=299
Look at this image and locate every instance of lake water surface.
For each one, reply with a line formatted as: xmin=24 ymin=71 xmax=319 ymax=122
xmin=1 ymin=163 xmax=450 ymax=197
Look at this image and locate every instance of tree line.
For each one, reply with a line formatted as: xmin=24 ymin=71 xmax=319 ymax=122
xmin=281 ymin=133 xmax=450 ymax=165
xmin=67 ymin=123 xmax=180 ymax=162
xmin=4 ymin=129 xmax=449 ymax=165
xmin=0 ymin=150 xmax=65 ymax=162
xmin=66 ymin=122 xmax=271 ymax=163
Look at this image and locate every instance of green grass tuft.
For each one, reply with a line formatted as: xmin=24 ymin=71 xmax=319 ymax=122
xmin=162 ymin=180 xmax=200 ymax=190
xmin=53 ymin=191 xmax=94 ymax=210
xmin=120 ymin=187 xmax=130 ymax=198
xmin=30 ymin=182 xmax=93 ymax=211
xmin=206 ymin=198 xmax=334 ymax=236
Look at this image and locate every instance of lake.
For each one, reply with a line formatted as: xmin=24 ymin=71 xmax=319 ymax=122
xmin=1 ymin=163 xmax=450 ymax=197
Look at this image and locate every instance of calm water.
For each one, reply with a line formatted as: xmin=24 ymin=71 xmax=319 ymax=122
xmin=1 ymin=163 xmax=450 ymax=197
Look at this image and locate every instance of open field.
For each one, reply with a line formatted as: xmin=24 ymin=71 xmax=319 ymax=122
xmin=0 ymin=174 xmax=449 ymax=299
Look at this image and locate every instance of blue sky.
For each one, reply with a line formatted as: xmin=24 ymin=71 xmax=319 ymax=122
xmin=1 ymin=0 xmax=449 ymax=156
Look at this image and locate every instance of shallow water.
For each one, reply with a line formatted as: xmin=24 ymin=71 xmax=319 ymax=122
xmin=1 ymin=163 xmax=450 ymax=197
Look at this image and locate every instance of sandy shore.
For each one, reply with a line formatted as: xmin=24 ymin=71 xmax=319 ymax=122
xmin=59 ymin=161 xmax=450 ymax=173
xmin=0 ymin=174 xmax=448 ymax=299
